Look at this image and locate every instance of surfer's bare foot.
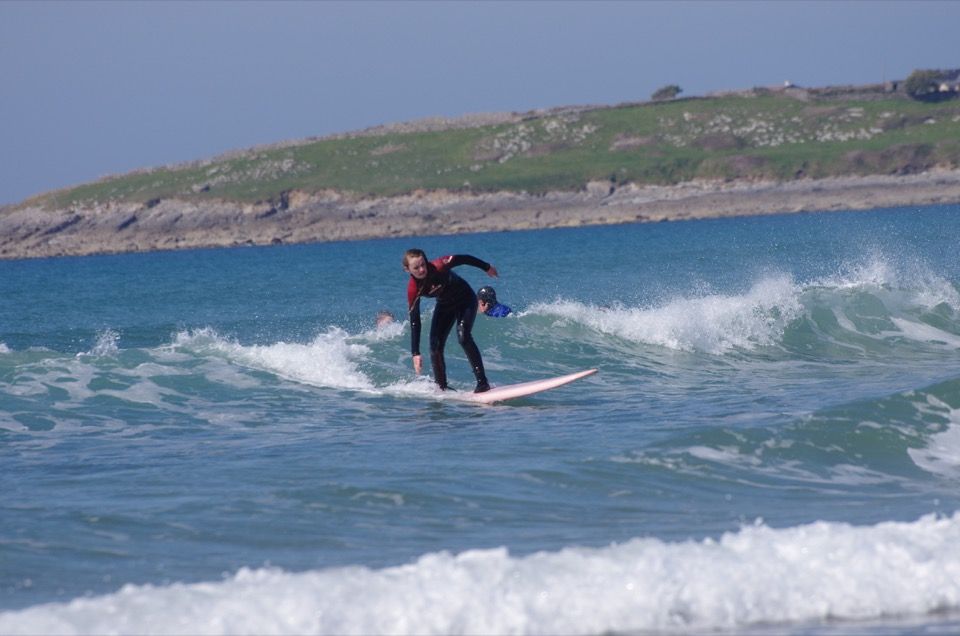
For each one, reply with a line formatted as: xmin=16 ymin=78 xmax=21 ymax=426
xmin=474 ymin=381 xmax=490 ymax=393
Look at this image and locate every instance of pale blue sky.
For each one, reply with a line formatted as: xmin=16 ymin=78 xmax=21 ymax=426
xmin=2 ymin=1 xmax=958 ymax=205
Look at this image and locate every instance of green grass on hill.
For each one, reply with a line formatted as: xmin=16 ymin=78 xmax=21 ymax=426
xmin=34 ymin=92 xmax=960 ymax=209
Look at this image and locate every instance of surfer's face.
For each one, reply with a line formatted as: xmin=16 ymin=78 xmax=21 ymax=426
xmin=405 ymin=255 xmax=427 ymax=279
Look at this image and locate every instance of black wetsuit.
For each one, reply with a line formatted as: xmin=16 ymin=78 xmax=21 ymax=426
xmin=407 ymin=254 xmax=490 ymax=391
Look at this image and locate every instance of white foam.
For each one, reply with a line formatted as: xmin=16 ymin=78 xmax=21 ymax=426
xmin=368 ymin=319 xmax=405 ymax=341
xmin=534 ymin=275 xmax=802 ymax=354
xmin=613 ymin=448 xmax=903 ymax=489
xmin=889 ymin=317 xmax=960 ymax=349
xmin=0 ymin=342 xmax=11 ymax=354
xmin=533 ymin=256 xmax=960 ymax=355
xmin=817 ymin=255 xmax=896 ymax=292
xmin=687 ymin=445 xmax=758 ymax=466
xmin=172 ymin=328 xmax=377 ymax=391
xmin=817 ymin=255 xmax=960 ymax=313
xmin=909 ymin=405 xmax=960 ymax=479
xmin=1 ymin=328 xmax=430 ymax=417
xmin=78 ymin=329 xmax=120 ymax=358
xmin=2 ymin=513 xmax=959 ymax=635
xmin=186 ymin=326 xmax=444 ymax=399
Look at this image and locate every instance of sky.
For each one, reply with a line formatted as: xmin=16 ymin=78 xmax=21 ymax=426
xmin=1 ymin=1 xmax=958 ymax=206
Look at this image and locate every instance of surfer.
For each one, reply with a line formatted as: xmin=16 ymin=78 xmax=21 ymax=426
xmin=477 ymin=286 xmax=512 ymax=318
xmin=403 ymin=248 xmax=499 ymax=393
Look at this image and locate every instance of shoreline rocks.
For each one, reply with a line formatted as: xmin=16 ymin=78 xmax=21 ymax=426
xmin=3 ymin=169 xmax=960 ymax=260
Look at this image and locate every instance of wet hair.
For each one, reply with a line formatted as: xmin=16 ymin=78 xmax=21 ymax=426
xmin=403 ymin=248 xmax=426 ymax=268
xmin=477 ymin=286 xmax=497 ymax=304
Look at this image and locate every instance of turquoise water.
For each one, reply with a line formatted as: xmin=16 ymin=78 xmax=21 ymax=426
xmin=3 ymin=205 xmax=960 ymax=634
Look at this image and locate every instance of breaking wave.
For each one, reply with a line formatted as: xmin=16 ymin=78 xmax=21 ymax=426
xmin=2 ymin=513 xmax=959 ymax=635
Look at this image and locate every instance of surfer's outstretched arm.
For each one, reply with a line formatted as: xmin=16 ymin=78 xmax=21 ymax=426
xmin=441 ymin=254 xmax=498 ymax=279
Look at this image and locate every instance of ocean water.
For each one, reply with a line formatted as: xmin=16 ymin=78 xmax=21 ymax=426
xmin=2 ymin=205 xmax=960 ymax=635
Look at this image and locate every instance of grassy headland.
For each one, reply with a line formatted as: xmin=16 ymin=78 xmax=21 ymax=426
xmin=31 ymin=85 xmax=960 ymax=210
xmin=4 ymin=81 xmax=960 ymax=259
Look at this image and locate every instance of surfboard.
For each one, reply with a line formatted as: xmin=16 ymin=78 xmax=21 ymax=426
xmin=454 ymin=368 xmax=598 ymax=404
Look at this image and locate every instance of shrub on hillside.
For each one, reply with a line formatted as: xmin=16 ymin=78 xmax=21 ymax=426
xmin=651 ymin=85 xmax=682 ymax=101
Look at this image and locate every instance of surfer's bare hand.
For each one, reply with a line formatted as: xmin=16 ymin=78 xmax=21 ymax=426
xmin=486 ymin=265 xmax=499 ymax=278
xmin=412 ymin=354 xmax=422 ymax=374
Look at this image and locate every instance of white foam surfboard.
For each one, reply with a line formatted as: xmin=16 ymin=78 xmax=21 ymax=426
xmin=454 ymin=368 xmax=598 ymax=404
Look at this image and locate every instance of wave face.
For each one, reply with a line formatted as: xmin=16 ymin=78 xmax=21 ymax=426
xmin=2 ymin=205 xmax=960 ymax=633
xmin=531 ymin=254 xmax=960 ymax=356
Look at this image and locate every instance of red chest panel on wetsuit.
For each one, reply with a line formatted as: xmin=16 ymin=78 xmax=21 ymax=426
xmin=407 ymin=256 xmax=457 ymax=308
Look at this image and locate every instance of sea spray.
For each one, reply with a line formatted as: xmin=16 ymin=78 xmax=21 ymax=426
xmin=81 ymin=329 xmax=120 ymax=358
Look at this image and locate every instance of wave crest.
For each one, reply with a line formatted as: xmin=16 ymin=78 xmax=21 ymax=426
xmin=533 ymin=275 xmax=802 ymax=354
xmin=532 ymin=256 xmax=960 ymax=356
xmin=171 ymin=327 xmax=377 ymax=391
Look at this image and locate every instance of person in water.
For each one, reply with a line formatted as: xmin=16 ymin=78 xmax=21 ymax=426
xmin=477 ymin=286 xmax=512 ymax=318
xmin=375 ymin=310 xmax=395 ymax=329
xmin=403 ymin=248 xmax=499 ymax=393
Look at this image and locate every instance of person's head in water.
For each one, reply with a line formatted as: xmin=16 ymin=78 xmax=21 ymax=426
xmin=376 ymin=310 xmax=395 ymax=329
xmin=477 ymin=286 xmax=498 ymax=312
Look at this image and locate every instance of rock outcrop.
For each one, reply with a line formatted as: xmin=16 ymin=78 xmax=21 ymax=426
xmin=4 ymin=169 xmax=960 ymax=260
